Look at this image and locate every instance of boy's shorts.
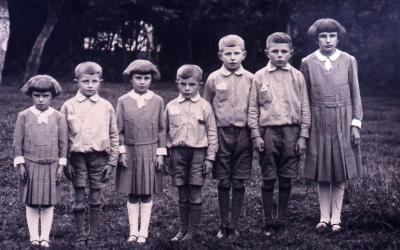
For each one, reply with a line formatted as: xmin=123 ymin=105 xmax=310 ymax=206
xmin=212 ymin=126 xmax=252 ymax=180
xmin=259 ymin=125 xmax=300 ymax=180
xmin=69 ymin=151 xmax=109 ymax=189
xmin=170 ymin=147 xmax=206 ymax=186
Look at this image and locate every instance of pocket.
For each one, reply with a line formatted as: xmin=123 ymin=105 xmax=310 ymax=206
xmin=169 ymin=114 xmax=181 ymax=128
xmin=67 ymin=116 xmax=79 ymax=135
xmin=215 ymin=89 xmax=228 ymax=102
xmin=259 ymin=89 xmax=272 ymax=106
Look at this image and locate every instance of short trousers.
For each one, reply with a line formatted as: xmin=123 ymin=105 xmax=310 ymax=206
xmin=170 ymin=147 xmax=206 ymax=186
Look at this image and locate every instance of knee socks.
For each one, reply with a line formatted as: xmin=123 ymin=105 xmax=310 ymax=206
xmin=261 ymin=179 xmax=276 ymax=221
xmin=331 ymin=182 xmax=345 ymax=225
xmin=217 ymin=185 xmax=230 ymax=228
xmin=40 ymin=206 xmax=54 ymax=242
xmin=277 ymin=176 xmax=292 ymax=219
xmin=26 ymin=206 xmax=40 ymax=242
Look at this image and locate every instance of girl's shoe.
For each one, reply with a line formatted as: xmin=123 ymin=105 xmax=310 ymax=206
xmin=30 ymin=240 xmax=40 ymax=246
xmin=331 ymin=223 xmax=342 ymax=233
xmin=40 ymin=240 xmax=50 ymax=248
xmin=137 ymin=235 xmax=147 ymax=244
xmin=127 ymin=235 xmax=138 ymax=242
xmin=316 ymin=221 xmax=330 ymax=234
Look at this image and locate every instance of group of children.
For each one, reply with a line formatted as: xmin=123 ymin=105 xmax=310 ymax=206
xmin=13 ymin=18 xmax=362 ymax=247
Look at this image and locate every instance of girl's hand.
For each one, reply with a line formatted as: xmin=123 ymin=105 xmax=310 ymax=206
xmin=253 ymin=137 xmax=264 ymax=153
xmin=102 ymin=164 xmax=114 ymax=182
xmin=295 ymin=137 xmax=307 ymax=155
xmin=202 ymin=160 xmax=213 ymax=175
xmin=56 ymin=165 xmax=64 ymax=184
xmin=18 ymin=164 xmax=27 ymax=183
xmin=155 ymin=155 xmax=165 ymax=172
xmin=64 ymin=164 xmax=75 ymax=181
xmin=118 ymin=153 xmax=128 ymax=168
xmin=351 ymin=126 xmax=361 ymax=146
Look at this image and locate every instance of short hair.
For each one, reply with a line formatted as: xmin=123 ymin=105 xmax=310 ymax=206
xmin=122 ymin=59 xmax=161 ymax=81
xmin=20 ymin=74 xmax=62 ymax=97
xmin=307 ymin=18 xmax=346 ymax=39
xmin=75 ymin=61 xmax=102 ymax=78
xmin=266 ymin=32 xmax=293 ymax=49
xmin=218 ymin=34 xmax=245 ymax=51
xmin=176 ymin=64 xmax=203 ymax=82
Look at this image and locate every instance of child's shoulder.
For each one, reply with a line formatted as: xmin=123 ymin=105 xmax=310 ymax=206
xmin=199 ymin=97 xmax=213 ymax=110
xmin=17 ymin=108 xmax=31 ymax=118
xmin=166 ymin=96 xmax=180 ymax=108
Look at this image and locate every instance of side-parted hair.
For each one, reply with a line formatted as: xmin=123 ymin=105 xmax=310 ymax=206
xmin=218 ymin=34 xmax=245 ymax=52
xmin=266 ymin=32 xmax=293 ymax=49
xmin=123 ymin=59 xmax=161 ymax=81
xmin=75 ymin=61 xmax=103 ymax=78
xmin=21 ymin=74 xmax=62 ymax=97
xmin=307 ymin=18 xmax=346 ymax=39
xmin=176 ymin=64 xmax=203 ymax=82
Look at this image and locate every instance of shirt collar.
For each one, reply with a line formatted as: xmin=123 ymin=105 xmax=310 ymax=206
xmin=128 ymin=90 xmax=154 ymax=100
xmin=177 ymin=93 xmax=201 ymax=103
xmin=76 ymin=91 xmax=100 ymax=103
xmin=29 ymin=106 xmax=54 ymax=124
xmin=266 ymin=61 xmax=291 ymax=72
xmin=220 ymin=65 xmax=244 ymax=76
xmin=315 ymin=49 xmax=342 ymax=62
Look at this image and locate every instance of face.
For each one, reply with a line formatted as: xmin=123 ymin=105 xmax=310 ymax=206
xmin=76 ymin=73 xmax=101 ymax=97
xmin=32 ymin=91 xmax=52 ymax=111
xmin=317 ymin=32 xmax=338 ymax=56
xmin=130 ymin=74 xmax=152 ymax=94
xmin=176 ymin=77 xmax=201 ymax=99
xmin=265 ymin=43 xmax=292 ymax=68
xmin=218 ymin=46 xmax=247 ymax=72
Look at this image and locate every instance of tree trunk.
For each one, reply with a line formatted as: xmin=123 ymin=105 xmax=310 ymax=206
xmin=0 ymin=0 xmax=9 ymax=86
xmin=24 ymin=0 xmax=64 ymax=82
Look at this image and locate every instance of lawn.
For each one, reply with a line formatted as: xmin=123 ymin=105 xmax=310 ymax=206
xmin=0 ymin=81 xmax=399 ymax=249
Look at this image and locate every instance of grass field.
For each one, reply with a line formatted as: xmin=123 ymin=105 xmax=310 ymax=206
xmin=0 ymin=81 xmax=399 ymax=249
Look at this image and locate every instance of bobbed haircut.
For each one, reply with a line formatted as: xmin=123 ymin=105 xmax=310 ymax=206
xmin=122 ymin=59 xmax=160 ymax=81
xmin=307 ymin=18 xmax=346 ymax=39
xmin=176 ymin=64 xmax=203 ymax=82
xmin=75 ymin=61 xmax=103 ymax=78
xmin=218 ymin=34 xmax=245 ymax=52
xmin=266 ymin=32 xmax=293 ymax=49
xmin=21 ymin=74 xmax=62 ymax=97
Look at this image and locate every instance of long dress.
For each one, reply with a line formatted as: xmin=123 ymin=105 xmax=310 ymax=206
xmin=300 ymin=50 xmax=363 ymax=182
xmin=115 ymin=91 xmax=166 ymax=194
xmin=13 ymin=107 xmax=68 ymax=205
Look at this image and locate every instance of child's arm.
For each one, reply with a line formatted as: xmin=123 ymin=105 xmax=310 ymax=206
xmin=102 ymin=104 xmax=119 ymax=182
xmin=203 ymin=104 xmax=218 ymax=174
xmin=116 ymin=98 xmax=128 ymax=167
xmin=13 ymin=113 xmax=27 ymax=181
xmin=247 ymin=78 xmax=264 ymax=152
xmin=296 ymin=73 xmax=311 ymax=155
xmin=203 ymin=77 xmax=216 ymax=104
xmin=349 ymin=56 xmax=362 ymax=145
xmin=57 ymin=113 xmax=68 ymax=184
xmin=156 ymin=98 xmax=167 ymax=171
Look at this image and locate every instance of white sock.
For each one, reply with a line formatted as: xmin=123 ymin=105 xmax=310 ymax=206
xmin=127 ymin=201 xmax=140 ymax=236
xmin=331 ymin=182 xmax=345 ymax=225
xmin=138 ymin=200 xmax=153 ymax=238
xmin=40 ymin=206 xmax=54 ymax=241
xmin=317 ymin=182 xmax=331 ymax=223
xmin=26 ymin=206 xmax=40 ymax=242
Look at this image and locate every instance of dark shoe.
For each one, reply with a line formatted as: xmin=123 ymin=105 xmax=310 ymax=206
xmin=228 ymin=227 xmax=240 ymax=238
xmin=181 ymin=231 xmax=194 ymax=242
xmin=331 ymin=223 xmax=343 ymax=233
xmin=216 ymin=226 xmax=229 ymax=239
xmin=171 ymin=229 xmax=187 ymax=242
xmin=316 ymin=221 xmax=330 ymax=234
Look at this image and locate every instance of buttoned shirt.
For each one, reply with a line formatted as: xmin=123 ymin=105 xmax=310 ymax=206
xmin=165 ymin=93 xmax=218 ymax=161
xmin=248 ymin=62 xmax=311 ymax=139
xmin=60 ymin=91 xmax=119 ymax=166
xmin=203 ymin=65 xmax=254 ymax=127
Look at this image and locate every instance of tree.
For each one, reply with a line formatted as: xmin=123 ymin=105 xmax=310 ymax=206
xmin=24 ymin=0 xmax=64 ymax=82
xmin=0 ymin=0 xmax=9 ymax=85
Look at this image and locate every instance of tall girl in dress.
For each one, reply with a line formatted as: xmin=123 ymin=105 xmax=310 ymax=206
xmin=300 ymin=18 xmax=363 ymax=233
xmin=13 ymin=75 xmax=68 ymax=247
xmin=115 ymin=60 xmax=166 ymax=244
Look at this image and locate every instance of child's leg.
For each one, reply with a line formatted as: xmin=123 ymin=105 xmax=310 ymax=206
xmin=277 ymin=176 xmax=292 ymax=219
xmin=231 ymin=178 xmax=245 ymax=233
xmin=317 ymin=182 xmax=331 ymax=224
xmin=26 ymin=205 xmax=40 ymax=243
xmin=217 ymin=178 xmax=231 ymax=230
xmin=331 ymin=182 xmax=345 ymax=226
xmin=261 ymin=179 xmax=276 ymax=221
xmin=137 ymin=194 xmax=152 ymax=243
xmin=88 ymin=188 xmax=102 ymax=242
xmin=127 ymin=194 xmax=140 ymax=241
xmin=39 ymin=205 xmax=54 ymax=242
xmin=183 ymin=185 xmax=202 ymax=241
xmin=177 ymin=186 xmax=190 ymax=235
xmin=72 ymin=187 xmax=86 ymax=242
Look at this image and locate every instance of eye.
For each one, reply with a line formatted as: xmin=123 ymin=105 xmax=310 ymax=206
xmin=189 ymin=83 xmax=196 ymax=87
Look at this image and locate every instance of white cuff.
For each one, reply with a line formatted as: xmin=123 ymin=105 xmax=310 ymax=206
xmin=59 ymin=158 xmax=67 ymax=166
xmin=156 ymin=148 xmax=167 ymax=156
xmin=119 ymin=145 xmax=126 ymax=154
xmin=13 ymin=156 xmax=25 ymax=168
xmin=351 ymin=119 xmax=362 ymax=129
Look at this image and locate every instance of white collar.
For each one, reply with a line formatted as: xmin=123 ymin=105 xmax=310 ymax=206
xmin=177 ymin=93 xmax=201 ymax=103
xmin=315 ymin=49 xmax=342 ymax=62
xmin=266 ymin=62 xmax=291 ymax=72
xmin=29 ymin=106 xmax=55 ymax=124
xmin=76 ymin=91 xmax=100 ymax=103
xmin=128 ymin=90 xmax=155 ymax=108
xmin=221 ymin=65 xmax=244 ymax=76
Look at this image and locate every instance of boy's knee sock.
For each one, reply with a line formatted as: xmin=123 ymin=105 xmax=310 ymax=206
xmin=261 ymin=179 xmax=276 ymax=221
xmin=277 ymin=176 xmax=292 ymax=219
xmin=138 ymin=200 xmax=153 ymax=238
xmin=73 ymin=209 xmax=86 ymax=237
xmin=127 ymin=201 xmax=139 ymax=236
xmin=231 ymin=179 xmax=245 ymax=229
xmin=331 ymin=182 xmax=345 ymax=225
xmin=318 ymin=182 xmax=331 ymax=223
xmin=26 ymin=205 xmax=40 ymax=241
xmin=39 ymin=206 xmax=54 ymax=241
xmin=188 ymin=203 xmax=202 ymax=233
xmin=217 ymin=180 xmax=231 ymax=227
xmin=88 ymin=206 xmax=101 ymax=238
xmin=178 ymin=186 xmax=190 ymax=231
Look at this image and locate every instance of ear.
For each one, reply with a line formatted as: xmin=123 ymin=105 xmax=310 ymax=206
xmin=217 ymin=51 xmax=223 ymax=61
xmin=264 ymin=49 xmax=270 ymax=59
xmin=290 ymin=49 xmax=294 ymax=56
xmin=73 ymin=78 xmax=78 ymax=83
xmin=242 ymin=50 xmax=247 ymax=59
xmin=199 ymin=81 xmax=204 ymax=86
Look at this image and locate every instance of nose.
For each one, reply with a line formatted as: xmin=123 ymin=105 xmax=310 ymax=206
xmin=230 ymin=54 xmax=236 ymax=61
xmin=87 ymin=81 xmax=94 ymax=88
xmin=185 ymin=85 xmax=190 ymax=91
xmin=326 ymin=36 xmax=331 ymax=43
xmin=39 ymin=96 xmax=44 ymax=102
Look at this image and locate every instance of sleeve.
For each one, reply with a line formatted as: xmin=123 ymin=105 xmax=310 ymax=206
xmin=300 ymin=60 xmax=311 ymax=95
xmin=156 ymin=98 xmax=167 ymax=156
xmin=204 ymin=104 xmax=218 ymax=161
xmin=349 ymin=56 xmax=363 ymax=128
xmin=107 ymin=104 xmax=120 ymax=167
xmin=58 ymin=113 xmax=68 ymax=165
xmin=247 ymin=78 xmax=261 ymax=139
xmin=202 ymin=76 xmax=215 ymax=104
xmin=116 ymin=98 xmax=126 ymax=154
xmin=298 ymin=72 xmax=311 ymax=138
xmin=13 ymin=112 xmax=25 ymax=167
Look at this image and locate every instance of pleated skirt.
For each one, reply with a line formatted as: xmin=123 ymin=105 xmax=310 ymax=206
xmin=19 ymin=161 xmax=60 ymax=205
xmin=304 ymin=105 xmax=362 ymax=182
xmin=115 ymin=143 xmax=163 ymax=194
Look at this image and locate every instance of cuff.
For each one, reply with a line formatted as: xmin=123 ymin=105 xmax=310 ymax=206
xmin=251 ymin=128 xmax=261 ymax=139
xmin=351 ymin=119 xmax=362 ymax=129
xmin=156 ymin=148 xmax=167 ymax=156
xmin=59 ymin=158 xmax=67 ymax=166
xmin=119 ymin=145 xmax=126 ymax=154
xmin=13 ymin=156 xmax=25 ymax=168
xmin=299 ymin=128 xmax=309 ymax=139
xmin=205 ymin=155 xmax=215 ymax=162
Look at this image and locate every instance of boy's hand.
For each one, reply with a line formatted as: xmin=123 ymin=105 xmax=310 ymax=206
xmin=102 ymin=164 xmax=114 ymax=182
xmin=163 ymin=156 xmax=170 ymax=175
xmin=64 ymin=164 xmax=75 ymax=181
xmin=155 ymin=155 xmax=165 ymax=172
xmin=118 ymin=153 xmax=128 ymax=168
xmin=202 ymin=160 xmax=213 ymax=175
xmin=18 ymin=164 xmax=27 ymax=183
xmin=351 ymin=126 xmax=361 ymax=146
xmin=253 ymin=137 xmax=264 ymax=153
xmin=295 ymin=137 xmax=307 ymax=155
xmin=56 ymin=165 xmax=64 ymax=184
